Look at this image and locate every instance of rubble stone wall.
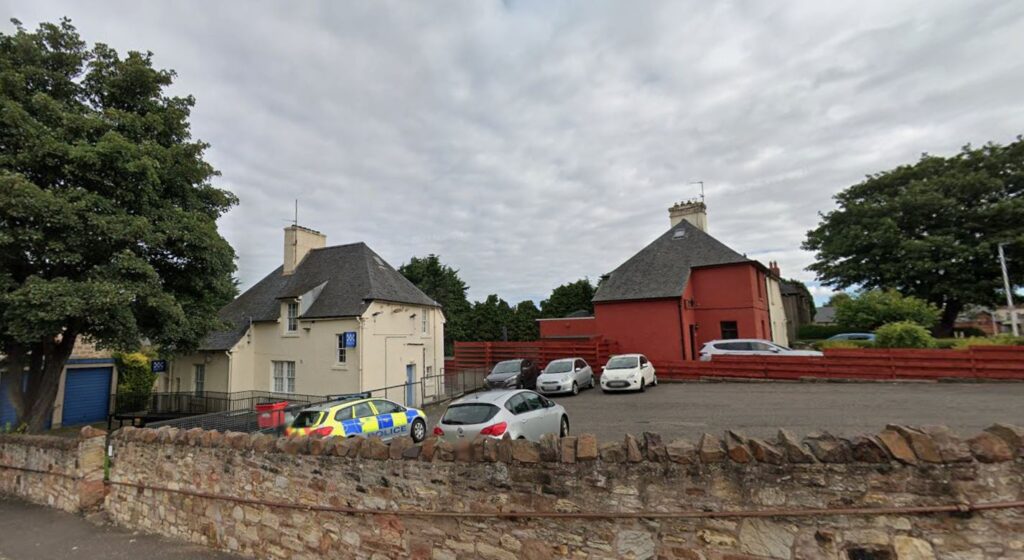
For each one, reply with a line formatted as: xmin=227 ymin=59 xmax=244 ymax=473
xmin=104 ymin=424 xmax=1024 ymax=560
xmin=0 ymin=428 xmax=106 ymax=512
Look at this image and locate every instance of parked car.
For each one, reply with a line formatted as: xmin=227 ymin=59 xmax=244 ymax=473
xmin=285 ymin=396 xmax=427 ymax=442
xmin=600 ymin=353 xmax=657 ymax=392
xmin=536 ymin=357 xmax=594 ymax=395
xmin=433 ymin=389 xmax=569 ymax=442
xmin=699 ymin=339 xmax=824 ymax=361
xmin=827 ymin=333 xmax=876 ymax=341
xmin=484 ymin=359 xmax=541 ymax=390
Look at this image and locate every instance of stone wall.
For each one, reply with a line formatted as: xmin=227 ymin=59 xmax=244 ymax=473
xmin=103 ymin=424 xmax=1024 ymax=560
xmin=0 ymin=427 xmax=106 ymax=512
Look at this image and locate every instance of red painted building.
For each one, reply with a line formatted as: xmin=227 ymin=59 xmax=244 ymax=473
xmin=542 ymin=201 xmax=786 ymax=363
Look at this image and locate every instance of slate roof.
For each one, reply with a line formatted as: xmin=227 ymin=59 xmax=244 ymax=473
xmin=780 ymin=280 xmax=803 ymax=296
xmin=592 ymin=220 xmax=753 ymax=303
xmin=813 ymin=306 xmax=837 ymax=324
xmin=200 ymin=242 xmax=438 ymax=350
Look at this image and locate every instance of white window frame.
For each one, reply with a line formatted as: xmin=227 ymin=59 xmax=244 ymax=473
xmin=194 ymin=364 xmax=205 ymax=395
xmin=286 ymin=302 xmax=299 ymax=332
xmin=337 ymin=335 xmax=347 ymax=365
xmin=272 ymin=361 xmax=296 ymax=394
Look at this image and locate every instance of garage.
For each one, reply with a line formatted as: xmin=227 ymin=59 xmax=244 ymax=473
xmin=61 ymin=366 xmax=114 ymax=426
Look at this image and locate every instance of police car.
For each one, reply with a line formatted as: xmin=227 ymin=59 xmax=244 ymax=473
xmin=284 ymin=395 xmax=427 ymax=442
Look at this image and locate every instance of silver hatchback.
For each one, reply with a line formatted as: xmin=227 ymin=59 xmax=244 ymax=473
xmin=434 ymin=389 xmax=570 ymax=443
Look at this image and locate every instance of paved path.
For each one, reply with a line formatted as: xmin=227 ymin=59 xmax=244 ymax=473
xmin=543 ymin=381 xmax=1024 ymax=441
xmin=0 ymin=498 xmax=236 ymax=560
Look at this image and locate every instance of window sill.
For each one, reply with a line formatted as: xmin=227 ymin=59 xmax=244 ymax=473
xmin=281 ymin=333 xmax=300 ymax=338
xmin=331 ymin=364 xmax=350 ymax=371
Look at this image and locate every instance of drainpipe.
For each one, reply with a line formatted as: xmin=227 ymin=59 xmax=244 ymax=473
xmin=357 ymin=317 xmax=365 ymax=393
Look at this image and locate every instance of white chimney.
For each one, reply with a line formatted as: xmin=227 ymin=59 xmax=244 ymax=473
xmin=283 ymin=225 xmax=326 ymax=275
xmin=668 ymin=200 xmax=708 ymax=231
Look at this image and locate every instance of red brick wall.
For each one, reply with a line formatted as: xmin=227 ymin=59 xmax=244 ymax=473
xmin=594 ymin=299 xmax=686 ymax=364
xmin=690 ymin=263 xmax=771 ymax=348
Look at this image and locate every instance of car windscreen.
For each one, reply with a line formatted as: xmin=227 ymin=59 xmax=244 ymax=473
xmin=491 ymin=361 xmax=520 ymax=374
xmin=606 ymin=356 xmax=639 ymax=369
xmin=545 ymin=361 xmax=572 ymax=373
xmin=442 ymin=404 xmax=500 ymax=425
xmin=291 ymin=411 xmax=322 ymax=428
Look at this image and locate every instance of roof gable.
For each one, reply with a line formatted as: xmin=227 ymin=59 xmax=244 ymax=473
xmin=199 ymin=242 xmax=437 ymax=350
xmin=592 ymin=221 xmax=751 ymax=303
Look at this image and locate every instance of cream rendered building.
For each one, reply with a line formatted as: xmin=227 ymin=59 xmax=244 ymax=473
xmin=167 ymin=226 xmax=444 ymax=406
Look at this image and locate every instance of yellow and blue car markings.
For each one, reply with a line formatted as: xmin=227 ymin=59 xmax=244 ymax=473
xmin=288 ymin=398 xmax=422 ymax=440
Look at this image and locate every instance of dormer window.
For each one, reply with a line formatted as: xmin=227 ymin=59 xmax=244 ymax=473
xmin=286 ymin=302 xmax=299 ymax=332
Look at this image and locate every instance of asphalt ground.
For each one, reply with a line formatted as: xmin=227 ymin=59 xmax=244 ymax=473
xmin=432 ymin=381 xmax=1024 ymax=442
xmin=0 ymin=498 xmax=237 ymax=560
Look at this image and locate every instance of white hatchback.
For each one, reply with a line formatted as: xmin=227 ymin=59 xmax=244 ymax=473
xmin=600 ymin=354 xmax=657 ymax=393
xmin=699 ymin=339 xmax=824 ymax=361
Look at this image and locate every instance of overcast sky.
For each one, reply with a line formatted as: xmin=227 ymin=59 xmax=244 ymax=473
xmin=5 ymin=1 xmax=1024 ymax=305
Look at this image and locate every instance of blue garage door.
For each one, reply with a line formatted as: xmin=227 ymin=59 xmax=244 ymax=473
xmin=62 ymin=367 xmax=113 ymax=425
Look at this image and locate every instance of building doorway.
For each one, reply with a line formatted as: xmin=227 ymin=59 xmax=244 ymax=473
xmin=405 ymin=364 xmax=416 ymax=406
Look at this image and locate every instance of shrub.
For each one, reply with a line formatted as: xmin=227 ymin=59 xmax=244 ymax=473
xmin=835 ymin=290 xmax=941 ymax=330
xmin=114 ymin=352 xmax=157 ymax=396
xmin=796 ymin=324 xmax=848 ymax=340
xmin=874 ymin=321 xmax=936 ymax=349
xmin=951 ymin=335 xmax=1024 ymax=349
xmin=816 ymin=339 xmax=875 ymax=350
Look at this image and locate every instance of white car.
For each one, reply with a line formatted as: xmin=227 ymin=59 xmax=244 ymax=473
xmin=536 ymin=358 xmax=595 ymax=396
xmin=600 ymin=354 xmax=657 ymax=393
xmin=434 ymin=389 xmax=570 ymax=443
xmin=699 ymin=339 xmax=824 ymax=361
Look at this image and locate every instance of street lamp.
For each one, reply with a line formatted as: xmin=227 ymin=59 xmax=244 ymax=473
xmin=998 ymin=243 xmax=1019 ymax=337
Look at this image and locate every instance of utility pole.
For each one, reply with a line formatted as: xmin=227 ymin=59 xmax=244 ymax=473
xmin=998 ymin=243 xmax=1019 ymax=336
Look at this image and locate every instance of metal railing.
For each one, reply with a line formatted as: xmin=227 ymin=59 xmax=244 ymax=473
xmin=136 ymin=368 xmax=491 ymax=434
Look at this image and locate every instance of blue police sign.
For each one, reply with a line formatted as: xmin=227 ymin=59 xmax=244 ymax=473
xmin=151 ymin=359 xmax=168 ymax=374
xmin=343 ymin=332 xmax=357 ymax=348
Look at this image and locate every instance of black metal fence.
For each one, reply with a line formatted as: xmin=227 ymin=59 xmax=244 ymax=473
xmin=134 ymin=368 xmax=490 ymax=434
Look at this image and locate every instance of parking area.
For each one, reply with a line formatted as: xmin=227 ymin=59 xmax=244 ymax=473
xmin=526 ymin=381 xmax=1024 ymax=441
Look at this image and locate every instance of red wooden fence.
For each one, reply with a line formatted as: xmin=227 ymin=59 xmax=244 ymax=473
xmin=447 ymin=342 xmax=1024 ymax=382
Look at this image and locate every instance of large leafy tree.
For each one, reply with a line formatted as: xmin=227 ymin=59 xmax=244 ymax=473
xmin=540 ymin=279 xmax=596 ymax=318
xmin=399 ymin=254 xmax=471 ymax=353
xmin=804 ymin=139 xmax=1024 ymax=336
xmin=0 ymin=19 xmax=237 ymax=431
xmin=509 ymin=300 xmax=540 ymax=341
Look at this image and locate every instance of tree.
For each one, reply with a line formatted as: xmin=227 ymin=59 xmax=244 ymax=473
xmin=834 ymin=290 xmax=941 ymax=331
xmin=826 ymin=292 xmax=853 ymax=307
xmin=509 ymin=300 xmax=540 ymax=341
xmin=399 ymin=254 xmax=471 ymax=353
xmin=804 ymin=138 xmax=1024 ymax=336
xmin=540 ymin=279 xmax=596 ymax=318
xmin=467 ymin=295 xmax=514 ymax=341
xmin=0 ymin=19 xmax=237 ymax=431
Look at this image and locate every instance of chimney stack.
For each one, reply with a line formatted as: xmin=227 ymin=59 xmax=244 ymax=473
xmin=668 ymin=200 xmax=708 ymax=232
xmin=769 ymin=261 xmax=781 ymax=277
xmin=283 ymin=225 xmax=326 ymax=275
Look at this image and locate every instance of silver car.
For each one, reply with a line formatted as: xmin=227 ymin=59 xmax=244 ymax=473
xmin=699 ymin=339 xmax=824 ymax=361
xmin=536 ymin=357 xmax=595 ymax=396
xmin=434 ymin=389 xmax=570 ymax=443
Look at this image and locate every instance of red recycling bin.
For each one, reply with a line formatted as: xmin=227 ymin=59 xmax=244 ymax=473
xmin=256 ymin=401 xmax=288 ymax=429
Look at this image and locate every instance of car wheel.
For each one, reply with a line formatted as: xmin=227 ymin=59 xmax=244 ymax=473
xmin=601 ymin=389 xmax=610 ymax=394
xmin=588 ymin=376 xmax=595 ymax=389
xmin=559 ymin=416 xmax=570 ymax=437
xmin=571 ymin=382 xmax=579 ymax=396
xmin=411 ymin=419 xmax=427 ymax=443
xmin=652 ymin=374 xmax=658 ymax=387
xmin=639 ymin=379 xmax=646 ymax=392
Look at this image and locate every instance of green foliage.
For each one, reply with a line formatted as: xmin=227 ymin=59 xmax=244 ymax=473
xmin=796 ymin=324 xmax=849 ymax=340
xmin=114 ymin=352 xmax=156 ymax=395
xmin=950 ymin=335 xmax=1024 ymax=349
xmin=541 ymin=279 xmax=595 ymax=318
xmin=509 ymin=300 xmax=540 ymax=341
xmin=826 ymin=293 xmax=852 ymax=306
xmin=399 ymin=255 xmax=471 ymax=352
xmin=1 ymin=422 xmax=27 ymax=434
xmin=815 ymin=339 xmax=874 ymax=350
xmin=803 ymin=138 xmax=1024 ymax=335
xmin=874 ymin=321 xmax=936 ymax=349
xmin=835 ymin=290 xmax=941 ymax=330
xmin=467 ymin=295 xmax=514 ymax=341
xmin=0 ymin=19 xmax=237 ymax=430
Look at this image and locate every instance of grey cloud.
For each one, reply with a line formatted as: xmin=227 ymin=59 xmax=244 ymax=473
xmin=5 ymin=0 xmax=1024 ymax=304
